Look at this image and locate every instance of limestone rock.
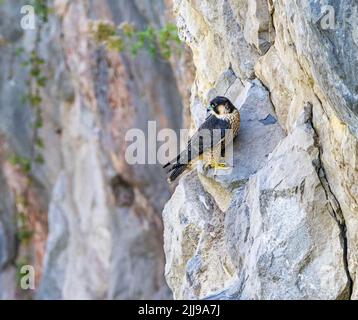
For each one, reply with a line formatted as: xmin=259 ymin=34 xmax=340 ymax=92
xmin=164 ymin=95 xmax=350 ymax=299
xmin=223 ymin=108 xmax=349 ymax=299
xmin=0 ymin=168 xmax=16 ymax=300
xmin=37 ymin=173 xmax=69 ymax=299
xmin=163 ymin=171 xmax=236 ymax=299
xmin=36 ymin=0 xmax=182 ymax=300
xmin=254 ymin=0 xmax=358 ymax=298
xmin=165 ymin=0 xmax=358 ymax=300
xmin=1 ymin=0 xmax=358 ymax=301
xmin=174 ymin=0 xmax=260 ymax=97
xmin=243 ymin=0 xmax=275 ymax=54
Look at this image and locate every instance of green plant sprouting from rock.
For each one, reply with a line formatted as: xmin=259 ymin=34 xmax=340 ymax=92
xmin=89 ymin=20 xmax=182 ymax=60
xmin=6 ymin=1 xmax=51 ymax=298
xmin=16 ymin=49 xmax=47 ymax=169
xmin=15 ymin=0 xmax=50 ymax=170
xmin=15 ymin=196 xmax=34 ymax=245
xmin=7 ymin=154 xmax=32 ymax=174
xmin=32 ymin=0 xmax=50 ymax=23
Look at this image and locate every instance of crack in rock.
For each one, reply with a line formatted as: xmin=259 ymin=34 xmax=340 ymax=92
xmin=308 ymin=102 xmax=354 ymax=299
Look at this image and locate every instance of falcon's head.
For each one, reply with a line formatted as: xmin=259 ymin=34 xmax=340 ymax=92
xmin=208 ymin=96 xmax=236 ymax=115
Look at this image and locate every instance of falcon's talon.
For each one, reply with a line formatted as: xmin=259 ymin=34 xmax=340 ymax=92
xmin=206 ymin=159 xmax=231 ymax=170
xmin=216 ymin=162 xmax=231 ymax=169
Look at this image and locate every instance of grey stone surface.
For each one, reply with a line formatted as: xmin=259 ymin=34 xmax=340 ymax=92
xmin=0 ymin=170 xmax=16 ymax=300
xmin=223 ymin=108 xmax=349 ymax=299
xmin=1 ymin=0 xmax=358 ymax=301
xmin=37 ymin=173 xmax=69 ymax=299
xmin=292 ymin=0 xmax=358 ymax=135
xmin=36 ymin=0 xmax=183 ymax=299
xmin=164 ymin=83 xmax=350 ymax=298
xmin=164 ymin=0 xmax=358 ymax=300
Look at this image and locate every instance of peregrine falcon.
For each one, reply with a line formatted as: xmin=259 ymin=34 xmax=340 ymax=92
xmin=163 ymin=96 xmax=240 ymax=183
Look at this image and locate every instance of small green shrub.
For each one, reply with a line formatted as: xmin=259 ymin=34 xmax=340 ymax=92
xmin=8 ymin=154 xmax=32 ymax=174
xmin=90 ymin=20 xmax=182 ymax=60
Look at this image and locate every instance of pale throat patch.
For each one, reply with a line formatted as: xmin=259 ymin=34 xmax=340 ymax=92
xmin=217 ymin=104 xmax=226 ymax=114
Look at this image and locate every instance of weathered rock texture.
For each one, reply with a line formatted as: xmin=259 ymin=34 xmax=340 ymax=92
xmin=163 ymin=0 xmax=358 ymax=299
xmin=1 ymin=0 xmax=358 ymax=301
xmin=37 ymin=0 xmax=182 ymax=300
xmin=0 ymin=157 xmax=17 ymax=300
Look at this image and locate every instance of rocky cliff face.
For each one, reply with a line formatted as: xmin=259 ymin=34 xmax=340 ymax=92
xmin=1 ymin=0 xmax=357 ymax=301
xmin=163 ymin=0 xmax=358 ymax=299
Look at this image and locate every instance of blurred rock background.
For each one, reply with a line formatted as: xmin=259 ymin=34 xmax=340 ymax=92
xmin=0 ymin=0 xmax=193 ymax=299
xmin=1 ymin=0 xmax=358 ymax=300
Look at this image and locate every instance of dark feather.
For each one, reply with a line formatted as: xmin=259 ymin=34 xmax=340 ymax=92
xmin=167 ymin=164 xmax=187 ymax=182
xmin=163 ymin=114 xmax=231 ymax=182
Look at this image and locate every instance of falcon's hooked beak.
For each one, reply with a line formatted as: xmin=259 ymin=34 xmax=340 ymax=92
xmin=207 ymin=104 xmax=217 ymax=116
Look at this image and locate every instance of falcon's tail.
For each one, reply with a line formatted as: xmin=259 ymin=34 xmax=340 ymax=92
xmin=166 ymin=163 xmax=187 ymax=183
xmin=163 ymin=150 xmax=189 ymax=182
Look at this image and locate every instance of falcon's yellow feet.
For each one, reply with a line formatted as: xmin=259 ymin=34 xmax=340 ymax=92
xmin=216 ymin=162 xmax=231 ymax=169
xmin=204 ymin=159 xmax=231 ymax=170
